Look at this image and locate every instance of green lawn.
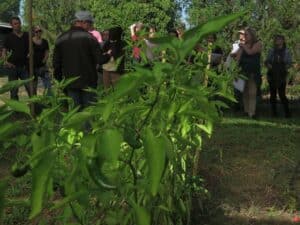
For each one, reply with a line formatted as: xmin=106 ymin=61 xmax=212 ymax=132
xmin=200 ymin=108 xmax=300 ymax=225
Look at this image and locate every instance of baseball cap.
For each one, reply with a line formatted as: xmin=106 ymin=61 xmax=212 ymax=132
xmin=74 ymin=11 xmax=94 ymax=22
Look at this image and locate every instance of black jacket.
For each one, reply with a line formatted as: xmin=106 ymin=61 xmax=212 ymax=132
xmin=53 ymin=26 xmax=101 ymax=89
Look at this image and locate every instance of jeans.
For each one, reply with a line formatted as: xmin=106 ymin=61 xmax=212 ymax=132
xmin=66 ymin=88 xmax=96 ymax=110
xmin=33 ymin=66 xmax=52 ymax=95
xmin=6 ymin=66 xmax=31 ymax=100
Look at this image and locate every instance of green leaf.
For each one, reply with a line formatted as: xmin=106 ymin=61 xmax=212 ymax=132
xmin=109 ymin=72 xmax=141 ymax=100
xmin=31 ymin=131 xmax=55 ymax=156
xmin=0 ymin=112 xmax=12 ymax=121
xmin=0 ymin=122 xmax=22 ymax=141
xmin=57 ymin=77 xmax=80 ymax=90
xmin=64 ymin=111 xmax=93 ymax=128
xmin=29 ymin=151 xmax=55 ymax=219
xmin=97 ymin=129 xmax=123 ymax=162
xmin=51 ymin=191 xmax=88 ymax=210
xmin=31 ymin=133 xmax=45 ymax=155
xmin=81 ymin=134 xmax=97 ymax=157
xmin=196 ymin=121 xmax=213 ymax=136
xmin=37 ymin=105 xmax=60 ymax=123
xmin=2 ymin=99 xmax=31 ymax=115
xmin=148 ymin=36 xmax=175 ymax=46
xmin=160 ymin=134 xmax=174 ymax=162
xmin=0 ymin=79 xmax=32 ymax=95
xmin=143 ymin=128 xmax=166 ymax=196
xmin=180 ymin=12 xmax=245 ymax=60
xmin=102 ymin=101 xmax=114 ymax=122
xmin=131 ymin=202 xmax=150 ymax=225
xmin=0 ymin=179 xmax=8 ymax=221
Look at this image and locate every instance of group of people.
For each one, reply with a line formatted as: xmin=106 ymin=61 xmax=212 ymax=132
xmin=1 ymin=16 xmax=50 ymax=99
xmin=0 ymin=12 xmax=294 ymax=117
xmin=229 ymin=27 xmax=292 ymax=118
xmin=1 ymin=11 xmax=126 ymax=109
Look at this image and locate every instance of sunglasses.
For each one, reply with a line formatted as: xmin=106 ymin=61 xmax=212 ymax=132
xmin=34 ymin=30 xmax=42 ymax=33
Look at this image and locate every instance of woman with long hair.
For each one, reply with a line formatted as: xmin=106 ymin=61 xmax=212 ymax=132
xmin=32 ymin=25 xmax=51 ymax=95
xmin=102 ymin=26 xmax=125 ymax=89
xmin=236 ymin=27 xmax=262 ymax=119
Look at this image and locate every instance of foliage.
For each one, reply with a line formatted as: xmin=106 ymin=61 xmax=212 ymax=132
xmin=0 ymin=12 xmax=243 ymax=224
xmin=187 ymin=0 xmax=300 ymax=60
xmin=24 ymin=0 xmax=182 ymax=45
xmin=84 ymin=0 xmax=180 ymax=32
xmin=0 ymin=0 xmax=20 ymax=23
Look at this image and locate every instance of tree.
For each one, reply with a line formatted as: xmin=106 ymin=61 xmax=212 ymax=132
xmin=0 ymin=0 xmax=20 ymax=22
xmin=187 ymin=0 xmax=300 ymax=64
xmin=80 ymin=0 xmax=181 ymax=33
xmin=22 ymin=0 xmax=182 ymax=44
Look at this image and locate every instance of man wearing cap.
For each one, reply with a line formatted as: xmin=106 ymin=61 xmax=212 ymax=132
xmin=53 ymin=10 xmax=101 ymax=109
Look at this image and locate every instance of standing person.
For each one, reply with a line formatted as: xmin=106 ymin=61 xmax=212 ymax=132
xmin=32 ymin=25 xmax=51 ymax=95
xmin=53 ymin=11 xmax=101 ymax=109
xmin=144 ymin=26 xmax=157 ymax=63
xmin=2 ymin=16 xmax=31 ymax=100
xmin=130 ymin=22 xmax=144 ymax=62
xmin=100 ymin=30 xmax=109 ymax=50
xmin=102 ymin=26 xmax=125 ymax=88
xmin=265 ymin=34 xmax=292 ymax=117
xmin=236 ymin=27 xmax=262 ymax=119
xmin=82 ymin=17 xmax=103 ymax=44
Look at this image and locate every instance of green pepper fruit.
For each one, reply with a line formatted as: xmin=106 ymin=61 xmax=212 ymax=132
xmin=86 ymin=157 xmax=116 ymax=190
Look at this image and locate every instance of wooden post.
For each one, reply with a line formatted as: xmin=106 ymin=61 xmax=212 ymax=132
xmin=28 ymin=0 xmax=35 ymax=116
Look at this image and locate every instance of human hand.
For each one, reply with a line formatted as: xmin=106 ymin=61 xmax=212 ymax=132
xmin=130 ymin=24 xmax=136 ymax=30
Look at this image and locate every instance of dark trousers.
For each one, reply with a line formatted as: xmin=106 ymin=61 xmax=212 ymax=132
xmin=66 ymin=88 xmax=96 ymax=110
xmin=269 ymin=81 xmax=290 ymax=117
xmin=6 ymin=67 xmax=32 ymax=100
xmin=33 ymin=66 xmax=52 ymax=95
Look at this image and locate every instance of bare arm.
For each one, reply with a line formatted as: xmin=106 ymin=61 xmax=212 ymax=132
xmin=130 ymin=24 xmax=136 ymax=37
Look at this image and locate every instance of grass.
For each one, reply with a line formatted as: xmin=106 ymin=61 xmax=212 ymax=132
xmin=200 ymin=105 xmax=300 ymax=224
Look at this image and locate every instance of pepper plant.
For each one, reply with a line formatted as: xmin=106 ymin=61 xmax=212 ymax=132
xmin=0 ymin=12 xmax=243 ymax=225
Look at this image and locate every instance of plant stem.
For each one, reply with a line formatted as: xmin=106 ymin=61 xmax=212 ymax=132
xmin=128 ymin=148 xmax=138 ymax=202
xmin=138 ymin=85 xmax=161 ymax=132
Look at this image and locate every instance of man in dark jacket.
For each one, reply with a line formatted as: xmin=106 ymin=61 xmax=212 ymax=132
xmin=53 ymin=11 xmax=101 ymax=108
